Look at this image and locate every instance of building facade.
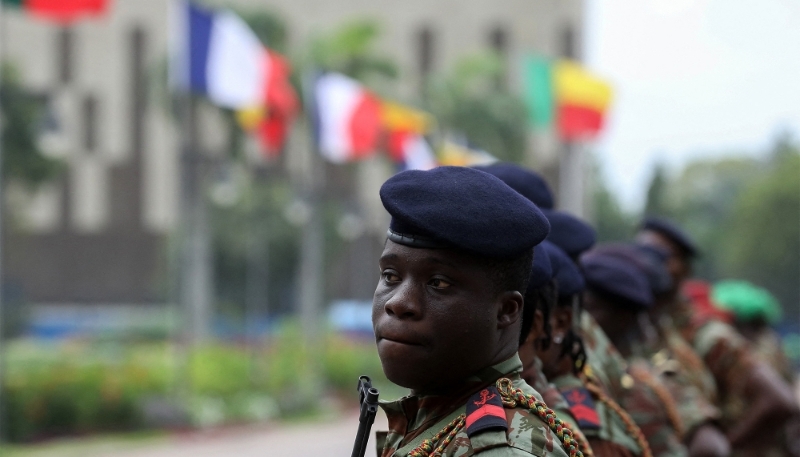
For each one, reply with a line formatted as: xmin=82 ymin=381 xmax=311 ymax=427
xmin=0 ymin=0 xmax=584 ymax=314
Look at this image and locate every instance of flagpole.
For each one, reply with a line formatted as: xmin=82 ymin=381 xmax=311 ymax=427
xmin=0 ymin=0 xmax=6 ymax=443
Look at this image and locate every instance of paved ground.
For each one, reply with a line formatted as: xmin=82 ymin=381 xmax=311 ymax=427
xmin=102 ymin=411 xmax=389 ymax=457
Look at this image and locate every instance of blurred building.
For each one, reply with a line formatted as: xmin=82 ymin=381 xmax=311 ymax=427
xmin=0 ymin=0 xmax=584 ymax=321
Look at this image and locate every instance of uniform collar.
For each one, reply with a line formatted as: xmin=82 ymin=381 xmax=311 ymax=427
xmin=379 ymin=354 xmax=523 ymax=447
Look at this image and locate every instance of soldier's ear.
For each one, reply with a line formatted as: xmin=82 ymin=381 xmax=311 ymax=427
xmin=497 ymin=291 xmax=523 ymax=329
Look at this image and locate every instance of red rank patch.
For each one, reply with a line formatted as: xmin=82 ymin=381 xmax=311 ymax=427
xmin=465 ymin=386 xmax=508 ymax=437
xmin=559 ymin=386 xmax=601 ymax=430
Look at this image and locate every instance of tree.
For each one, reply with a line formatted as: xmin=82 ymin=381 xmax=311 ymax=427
xmin=306 ymin=20 xmax=398 ymax=86
xmin=425 ymin=52 xmax=529 ymax=163
xmin=0 ymin=64 xmax=62 ymax=189
xmin=643 ymin=161 xmax=671 ymax=217
xmin=719 ymin=144 xmax=800 ymax=318
xmin=589 ymin=155 xmax=636 ymax=242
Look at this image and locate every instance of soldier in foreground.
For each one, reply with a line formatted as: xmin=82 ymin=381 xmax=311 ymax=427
xmin=371 ymin=166 xmax=584 ymax=457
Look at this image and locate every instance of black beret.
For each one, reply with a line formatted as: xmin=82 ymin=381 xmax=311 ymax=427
xmin=380 ymin=166 xmax=550 ymax=259
xmin=473 ymin=163 xmax=554 ymax=209
xmin=528 ymin=242 xmax=554 ymax=290
xmin=543 ymin=209 xmax=597 ymax=258
xmin=580 ymin=253 xmax=654 ymax=309
xmin=585 ymin=243 xmax=672 ymax=295
xmin=543 ymin=242 xmax=585 ymax=298
xmin=639 ymin=216 xmax=699 ymax=258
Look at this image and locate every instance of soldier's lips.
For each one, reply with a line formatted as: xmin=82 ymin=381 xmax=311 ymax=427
xmin=375 ymin=328 xmax=426 ymax=347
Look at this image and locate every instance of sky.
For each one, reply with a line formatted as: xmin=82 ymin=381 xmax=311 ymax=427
xmin=584 ymin=0 xmax=800 ymax=211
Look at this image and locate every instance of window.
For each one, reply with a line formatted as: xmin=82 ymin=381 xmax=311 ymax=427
xmin=58 ymin=27 xmax=74 ymax=84
xmin=416 ymin=26 xmax=434 ymax=92
xmin=82 ymin=95 xmax=97 ymax=151
xmin=560 ymin=24 xmax=577 ymax=59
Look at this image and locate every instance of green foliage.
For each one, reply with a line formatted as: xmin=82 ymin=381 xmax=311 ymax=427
xmin=426 ymin=52 xmax=529 ymax=162
xmin=210 ymin=172 xmax=301 ymax=316
xmin=1 ymin=327 xmax=390 ymax=442
xmin=589 ymin=156 xmax=636 ymax=242
xmin=718 ymin=148 xmax=800 ymax=313
xmin=237 ymin=9 xmax=289 ymax=54
xmin=307 ymin=20 xmax=398 ymax=84
xmin=0 ymin=64 xmax=63 ymax=188
xmin=639 ymin=134 xmax=800 ymax=318
xmin=643 ymin=162 xmax=671 ymax=218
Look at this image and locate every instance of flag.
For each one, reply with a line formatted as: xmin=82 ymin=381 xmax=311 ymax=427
xmin=438 ymin=140 xmax=496 ymax=167
xmin=387 ymin=131 xmax=437 ymax=171
xmin=313 ymin=73 xmax=382 ymax=163
xmin=173 ymin=2 xmax=266 ymax=109
xmin=381 ymin=101 xmax=436 ymax=170
xmin=2 ymin=0 xmax=109 ymax=23
xmin=522 ymin=56 xmax=613 ymax=141
xmin=522 ymin=55 xmax=554 ymax=128
xmin=553 ymin=61 xmax=613 ymax=141
xmin=236 ymin=51 xmax=299 ymax=157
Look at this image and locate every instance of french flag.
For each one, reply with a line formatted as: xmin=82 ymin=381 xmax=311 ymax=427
xmin=313 ymin=73 xmax=382 ymax=163
xmin=172 ymin=1 xmax=268 ymax=109
xmin=387 ymin=131 xmax=437 ymax=171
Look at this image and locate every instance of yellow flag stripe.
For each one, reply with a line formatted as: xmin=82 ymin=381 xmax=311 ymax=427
xmin=554 ymin=60 xmax=613 ymax=113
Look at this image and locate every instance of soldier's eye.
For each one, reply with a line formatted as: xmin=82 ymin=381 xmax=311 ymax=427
xmin=382 ymin=271 xmax=400 ymax=283
xmin=429 ymin=278 xmax=452 ymax=289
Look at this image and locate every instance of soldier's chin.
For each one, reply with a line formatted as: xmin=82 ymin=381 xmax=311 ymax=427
xmin=379 ymin=359 xmax=430 ymax=391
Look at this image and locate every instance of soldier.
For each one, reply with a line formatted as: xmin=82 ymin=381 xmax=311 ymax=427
xmin=636 ymin=217 xmax=798 ymax=454
xmin=372 ymin=166 xmax=584 ymax=457
xmin=711 ymin=280 xmax=793 ymax=382
xmin=586 ymin=244 xmax=729 ymax=457
xmin=477 ymin=163 xmax=648 ymax=457
xmin=580 ymin=252 xmax=688 ymax=457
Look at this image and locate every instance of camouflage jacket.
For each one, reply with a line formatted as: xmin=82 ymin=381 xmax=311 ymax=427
xmin=669 ymin=298 xmax=757 ymax=429
xmin=636 ymin=318 xmax=720 ymax=436
xmin=523 ymin=357 xmax=585 ymax=438
xmin=551 ymin=373 xmax=646 ymax=457
xmin=581 ymin=313 xmax=685 ymax=457
xmin=375 ymin=355 xmax=572 ymax=456
xmin=622 ymin=358 xmax=688 ymax=457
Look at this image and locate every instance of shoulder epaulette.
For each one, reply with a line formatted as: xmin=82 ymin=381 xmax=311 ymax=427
xmin=465 ymin=385 xmax=508 ymax=437
xmin=559 ymin=386 xmax=601 ymax=430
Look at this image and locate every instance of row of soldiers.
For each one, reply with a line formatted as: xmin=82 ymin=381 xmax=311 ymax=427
xmin=367 ymin=163 xmax=799 ymax=457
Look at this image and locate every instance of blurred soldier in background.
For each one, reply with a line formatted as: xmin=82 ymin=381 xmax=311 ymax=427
xmin=636 ymin=218 xmax=799 ymax=456
xmin=588 ymin=243 xmax=728 ymax=457
xmin=481 ymin=164 xmax=650 ymax=457
xmin=580 ymin=252 xmax=687 ymax=457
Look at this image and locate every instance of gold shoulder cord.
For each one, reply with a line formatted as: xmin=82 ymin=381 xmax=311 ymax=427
xmin=627 ymin=365 xmax=685 ymax=438
xmin=580 ymin=371 xmax=654 ymax=457
xmin=408 ymin=378 xmax=592 ymax=457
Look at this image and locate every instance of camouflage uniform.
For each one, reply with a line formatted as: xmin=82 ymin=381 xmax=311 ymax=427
xmin=581 ymin=313 xmax=686 ymax=457
xmin=524 ymin=357 xmax=586 ymax=438
xmin=621 ymin=358 xmax=687 ymax=457
xmin=551 ymin=372 xmax=643 ymax=457
xmin=752 ymin=328 xmax=794 ymax=384
xmin=637 ymin=318 xmax=721 ymax=437
xmin=669 ymin=298 xmax=757 ymax=430
xmin=375 ymin=355 xmax=575 ymax=457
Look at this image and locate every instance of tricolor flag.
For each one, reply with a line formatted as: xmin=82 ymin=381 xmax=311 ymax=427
xmin=236 ymin=51 xmax=299 ymax=157
xmin=172 ymin=1 xmax=267 ymax=109
xmin=381 ymin=102 xmax=437 ymax=170
xmin=387 ymin=132 xmax=437 ymax=171
xmin=313 ymin=73 xmax=382 ymax=163
xmin=523 ymin=56 xmax=613 ymax=141
xmin=172 ymin=1 xmax=298 ymax=154
xmin=438 ymin=140 xmax=496 ymax=167
xmin=1 ymin=0 xmax=109 ymax=23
